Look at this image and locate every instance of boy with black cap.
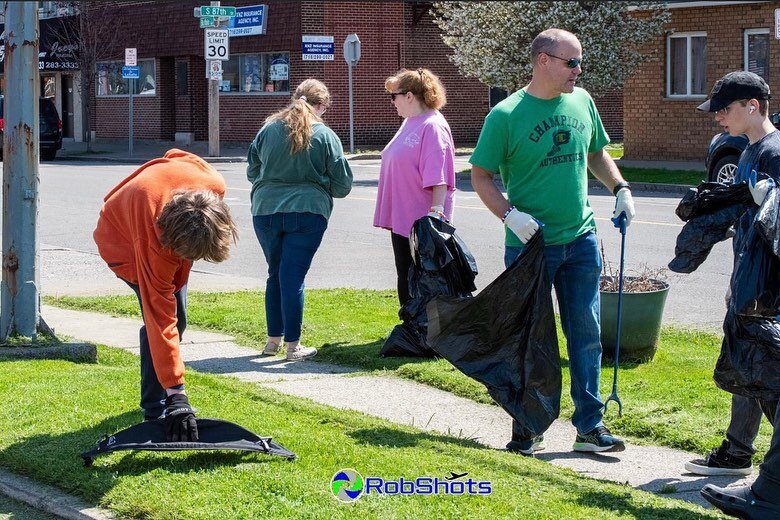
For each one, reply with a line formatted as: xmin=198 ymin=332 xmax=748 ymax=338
xmin=692 ymin=70 xmax=780 ymax=519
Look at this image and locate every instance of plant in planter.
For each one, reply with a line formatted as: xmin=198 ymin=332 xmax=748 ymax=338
xmin=599 ymin=242 xmax=670 ymax=363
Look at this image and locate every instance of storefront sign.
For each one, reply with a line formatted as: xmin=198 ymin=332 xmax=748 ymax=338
xmin=0 ymin=17 xmax=80 ymax=72
xmin=228 ymin=5 xmax=267 ymax=37
xmin=302 ymin=35 xmax=334 ymax=61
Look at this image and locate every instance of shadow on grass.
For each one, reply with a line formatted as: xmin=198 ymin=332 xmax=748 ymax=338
xmin=574 ymin=488 xmax=709 ymax=519
xmin=348 ymin=426 xmax=484 ymax=451
xmin=0 ymin=410 xmax=293 ymax=504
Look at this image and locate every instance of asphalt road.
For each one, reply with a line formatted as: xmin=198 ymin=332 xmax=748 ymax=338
xmin=30 ymin=158 xmax=731 ymax=332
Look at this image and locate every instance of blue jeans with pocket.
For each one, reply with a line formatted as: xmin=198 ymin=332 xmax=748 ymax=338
xmin=253 ymin=212 xmax=327 ymax=343
xmin=505 ymin=231 xmax=605 ymax=434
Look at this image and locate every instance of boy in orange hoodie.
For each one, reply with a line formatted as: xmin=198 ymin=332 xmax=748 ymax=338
xmin=94 ymin=149 xmax=237 ymax=441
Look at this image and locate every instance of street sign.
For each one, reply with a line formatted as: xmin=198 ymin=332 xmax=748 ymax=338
xmin=302 ymin=35 xmax=334 ymax=61
xmin=228 ymin=4 xmax=267 ymax=37
xmin=209 ymin=60 xmax=223 ymax=81
xmin=205 ymin=29 xmax=229 ymax=61
xmin=343 ymin=33 xmax=361 ymax=65
xmin=125 ymin=48 xmax=137 ymax=66
xmin=200 ymin=5 xmax=235 ymax=17
xmin=122 ymin=65 xmax=140 ymax=79
xmin=200 ymin=15 xmax=216 ymax=28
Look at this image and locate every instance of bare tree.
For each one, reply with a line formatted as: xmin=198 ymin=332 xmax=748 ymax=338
xmin=49 ymin=1 xmax=123 ymax=151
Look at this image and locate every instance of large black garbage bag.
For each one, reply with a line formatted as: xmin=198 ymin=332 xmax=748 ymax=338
xmin=675 ymin=182 xmax=752 ymax=222
xmin=426 ymin=232 xmax=561 ymax=439
xmin=715 ymin=311 xmax=780 ymax=401
xmin=380 ymin=216 xmax=478 ymax=357
xmin=669 ymin=182 xmax=750 ymax=273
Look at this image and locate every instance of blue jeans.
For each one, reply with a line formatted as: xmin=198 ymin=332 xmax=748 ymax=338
xmin=505 ymin=231 xmax=604 ymax=434
xmin=253 ymin=212 xmax=327 ymax=343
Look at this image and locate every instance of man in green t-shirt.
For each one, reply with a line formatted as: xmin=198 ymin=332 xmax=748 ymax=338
xmin=470 ymin=28 xmax=635 ymax=455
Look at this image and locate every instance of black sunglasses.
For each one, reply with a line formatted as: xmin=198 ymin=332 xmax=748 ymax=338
xmin=389 ymin=91 xmax=408 ymax=101
xmin=543 ymin=53 xmax=582 ymax=69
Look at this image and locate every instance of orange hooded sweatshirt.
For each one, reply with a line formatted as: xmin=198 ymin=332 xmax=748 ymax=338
xmin=93 ymin=149 xmax=226 ymax=388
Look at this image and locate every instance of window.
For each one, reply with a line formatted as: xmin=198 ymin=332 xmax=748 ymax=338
xmin=219 ymin=53 xmax=289 ymax=94
xmin=96 ymin=59 xmax=156 ymax=96
xmin=176 ymin=61 xmax=189 ymax=96
xmin=489 ymin=87 xmax=510 ymax=108
xmin=667 ymin=32 xmax=707 ymax=97
xmin=744 ymin=29 xmax=769 ymax=81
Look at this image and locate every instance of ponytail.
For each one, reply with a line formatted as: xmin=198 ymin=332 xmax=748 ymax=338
xmin=265 ymin=79 xmax=331 ymax=154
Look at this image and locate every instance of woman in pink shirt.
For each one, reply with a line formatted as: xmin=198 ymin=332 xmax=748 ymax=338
xmin=374 ymin=68 xmax=456 ymax=306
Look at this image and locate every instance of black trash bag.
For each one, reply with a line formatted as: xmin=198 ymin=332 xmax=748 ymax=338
xmin=426 ymin=232 xmax=561 ymax=439
xmin=730 ymin=186 xmax=780 ymax=318
xmin=669 ymin=182 xmax=751 ymax=273
xmin=675 ymin=181 xmax=752 ymax=222
xmin=715 ymin=311 xmax=780 ymax=401
xmin=380 ymin=216 xmax=478 ymax=357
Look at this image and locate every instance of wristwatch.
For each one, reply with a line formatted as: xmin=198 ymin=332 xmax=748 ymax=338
xmin=612 ymin=181 xmax=631 ymax=196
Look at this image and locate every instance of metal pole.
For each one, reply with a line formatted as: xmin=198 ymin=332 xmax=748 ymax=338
xmin=129 ymin=78 xmax=134 ymax=156
xmin=208 ymin=1 xmax=220 ymax=157
xmin=1 ymin=2 xmax=40 ymax=340
xmin=348 ymin=62 xmax=354 ymax=153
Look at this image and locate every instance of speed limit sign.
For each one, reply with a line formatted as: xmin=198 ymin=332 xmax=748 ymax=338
xmin=205 ymin=29 xmax=229 ymax=60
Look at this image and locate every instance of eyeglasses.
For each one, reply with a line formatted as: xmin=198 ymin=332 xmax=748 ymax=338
xmin=389 ymin=91 xmax=408 ymax=101
xmin=542 ymin=53 xmax=582 ymax=69
xmin=715 ymin=101 xmax=742 ymax=117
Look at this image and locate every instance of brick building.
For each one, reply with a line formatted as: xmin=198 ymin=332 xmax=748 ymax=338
xmin=82 ymin=0 xmax=623 ymax=147
xmin=623 ymin=0 xmax=776 ymax=162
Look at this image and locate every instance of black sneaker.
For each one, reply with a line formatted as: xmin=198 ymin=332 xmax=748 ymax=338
xmin=506 ymin=435 xmax=545 ymax=456
xmin=685 ymin=440 xmax=753 ymax=476
xmin=573 ymin=426 xmax=626 ymax=453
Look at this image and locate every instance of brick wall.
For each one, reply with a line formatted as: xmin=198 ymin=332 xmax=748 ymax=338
xmin=593 ymin=89 xmax=624 ymax=142
xmin=624 ymin=2 xmax=778 ymax=161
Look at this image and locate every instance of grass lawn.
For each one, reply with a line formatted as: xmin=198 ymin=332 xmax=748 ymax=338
xmin=46 ymin=289 xmax=774 ymax=461
xmin=0 ymin=347 xmax=718 ymax=519
xmin=617 ymin=167 xmax=705 ymax=186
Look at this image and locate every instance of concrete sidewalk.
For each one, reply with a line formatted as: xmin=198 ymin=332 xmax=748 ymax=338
xmin=28 ymin=304 xmax=753 ymax=514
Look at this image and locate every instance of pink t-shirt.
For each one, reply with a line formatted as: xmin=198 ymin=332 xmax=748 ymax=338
xmin=374 ymin=110 xmax=456 ymax=238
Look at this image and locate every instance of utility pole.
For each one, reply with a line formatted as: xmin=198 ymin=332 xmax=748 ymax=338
xmin=1 ymin=2 xmax=40 ymax=340
xmin=208 ymin=0 xmax=220 ymax=157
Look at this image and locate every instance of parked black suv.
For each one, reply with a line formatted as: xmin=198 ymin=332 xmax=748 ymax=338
xmin=705 ymin=111 xmax=780 ymax=183
xmin=0 ymin=95 xmax=63 ymax=161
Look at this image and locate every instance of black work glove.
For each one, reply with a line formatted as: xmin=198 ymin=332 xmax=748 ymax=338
xmin=163 ymin=393 xmax=198 ymax=442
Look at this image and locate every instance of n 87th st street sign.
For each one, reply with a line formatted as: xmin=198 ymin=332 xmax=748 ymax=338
xmin=205 ymin=29 xmax=229 ymax=60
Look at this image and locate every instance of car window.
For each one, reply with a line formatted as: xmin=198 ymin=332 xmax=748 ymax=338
xmin=39 ymin=99 xmax=58 ymax=120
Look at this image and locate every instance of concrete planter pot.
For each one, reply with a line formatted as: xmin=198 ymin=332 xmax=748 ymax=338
xmin=599 ymin=276 xmax=670 ymax=363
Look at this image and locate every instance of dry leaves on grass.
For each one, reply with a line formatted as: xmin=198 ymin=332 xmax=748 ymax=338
xmin=599 ymin=240 xmax=669 ymax=292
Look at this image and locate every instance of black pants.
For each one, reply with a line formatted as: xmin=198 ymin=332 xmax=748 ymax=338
xmin=754 ymin=399 xmax=780 ymax=503
xmin=391 ymin=232 xmax=413 ymax=307
xmin=124 ymin=280 xmax=188 ymax=419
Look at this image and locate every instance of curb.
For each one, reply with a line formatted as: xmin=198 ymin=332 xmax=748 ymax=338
xmin=56 ymin=155 xmax=246 ymax=164
xmin=0 ymin=343 xmax=97 ymax=363
xmin=0 ymin=468 xmax=115 ymax=520
xmin=587 ymin=179 xmax=692 ymax=195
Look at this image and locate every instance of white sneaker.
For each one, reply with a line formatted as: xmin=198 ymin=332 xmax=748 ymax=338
xmin=286 ymin=345 xmax=317 ymax=360
xmin=262 ymin=340 xmax=281 ymax=356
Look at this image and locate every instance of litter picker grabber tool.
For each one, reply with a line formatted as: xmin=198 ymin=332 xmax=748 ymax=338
xmin=604 ymin=211 xmax=627 ymax=417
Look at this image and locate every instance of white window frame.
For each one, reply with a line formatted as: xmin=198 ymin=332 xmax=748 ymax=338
xmin=666 ymin=31 xmax=707 ymax=98
xmin=744 ymin=28 xmax=770 ymax=77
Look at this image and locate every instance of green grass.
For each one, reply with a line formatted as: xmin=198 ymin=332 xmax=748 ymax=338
xmin=0 ymin=346 xmax=719 ymax=519
xmin=45 ymin=290 xmax=772 ymax=460
xmin=618 ymin=167 xmax=705 ymax=186
xmin=606 ymin=143 xmax=623 ymax=159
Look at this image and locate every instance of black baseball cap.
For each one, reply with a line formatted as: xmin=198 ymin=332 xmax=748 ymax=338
xmin=697 ymin=71 xmax=771 ymax=112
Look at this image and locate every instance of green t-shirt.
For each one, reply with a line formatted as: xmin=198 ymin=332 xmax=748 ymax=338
xmin=246 ymin=120 xmax=353 ymax=218
xmin=470 ymin=87 xmax=609 ymax=246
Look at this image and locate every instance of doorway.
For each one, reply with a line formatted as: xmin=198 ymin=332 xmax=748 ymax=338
xmin=62 ymin=75 xmax=74 ymax=138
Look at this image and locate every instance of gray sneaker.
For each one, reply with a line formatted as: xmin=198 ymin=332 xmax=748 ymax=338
xmin=262 ymin=340 xmax=281 ymax=356
xmin=286 ymin=345 xmax=317 ymax=361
